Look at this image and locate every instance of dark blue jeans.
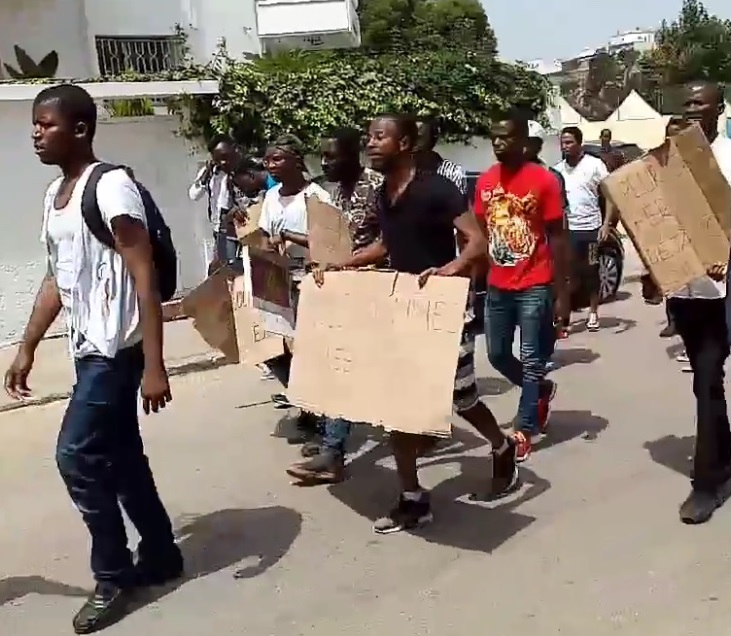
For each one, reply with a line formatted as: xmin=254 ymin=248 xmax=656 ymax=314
xmin=485 ymin=285 xmax=553 ymax=435
xmin=322 ymin=417 xmax=352 ymax=455
xmin=215 ymin=231 xmax=239 ymax=264
xmin=56 ymin=344 xmax=176 ymax=586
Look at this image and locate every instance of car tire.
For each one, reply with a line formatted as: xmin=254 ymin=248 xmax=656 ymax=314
xmin=598 ymin=245 xmax=622 ymax=303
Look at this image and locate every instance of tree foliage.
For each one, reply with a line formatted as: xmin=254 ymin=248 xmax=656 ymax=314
xmin=175 ymin=0 xmax=548 ymax=151
xmin=639 ymin=0 xmax=731 ymax=109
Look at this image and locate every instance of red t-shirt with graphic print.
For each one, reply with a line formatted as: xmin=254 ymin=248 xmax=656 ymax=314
xmin=474 ymin=162 xmax=563 ymax=290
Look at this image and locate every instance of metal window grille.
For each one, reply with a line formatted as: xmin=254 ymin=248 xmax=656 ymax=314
xmin=95 ymin=36 xmax=184 ymax=76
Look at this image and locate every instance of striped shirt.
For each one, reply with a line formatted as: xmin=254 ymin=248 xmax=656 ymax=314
xmin=437 ymin=159 xmax=467 ymax=196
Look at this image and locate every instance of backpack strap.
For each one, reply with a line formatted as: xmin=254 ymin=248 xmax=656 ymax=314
xmin=81 ymin=163 xmax=121 ymax=249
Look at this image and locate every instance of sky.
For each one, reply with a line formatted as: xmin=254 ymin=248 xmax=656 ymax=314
xmin=482 ymin=0 xmax=731 ymax=61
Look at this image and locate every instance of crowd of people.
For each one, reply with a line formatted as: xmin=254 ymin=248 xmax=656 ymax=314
xmin=3 ymin=78 xmax=731 ymax=634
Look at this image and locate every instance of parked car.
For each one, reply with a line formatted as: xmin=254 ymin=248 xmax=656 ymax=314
xmin=465 ymin=169 xmax=624 ymax=318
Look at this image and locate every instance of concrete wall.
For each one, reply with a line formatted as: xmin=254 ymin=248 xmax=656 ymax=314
xmin=0 ymin=104 xmax=209 ymax=345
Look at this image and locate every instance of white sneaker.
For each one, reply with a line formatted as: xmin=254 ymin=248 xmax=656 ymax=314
xmin=256 ymin=364 xmax=275 ymax=380
xmin=586 ymin=313 xmax=600 ymax=332
xmin=675 ymin=352 xmax=689 ymax=364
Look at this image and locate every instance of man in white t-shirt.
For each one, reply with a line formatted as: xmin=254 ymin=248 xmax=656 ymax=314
xmin=188 ymin=134 xmax=241 ymax=271
xmin=554 ymin=127 xmax=609 ymax=332
xmin=4 ymin=84 xmax=181 ymax=633
xmin=666 ymin=81 xmax=731 ymax=525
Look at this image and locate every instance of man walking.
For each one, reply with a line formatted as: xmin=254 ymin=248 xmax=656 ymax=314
xmin=5 ymin=84 xmax=181 ymax=633
xmin=667 ymin=81 xmax=731 ymax=524
xmin=286 ymin=127 xmax=383 ymax=482
xmin=554 ymin=126 xmax=608 ymax=332
xmin=475 ymin=110 xmax=569 ymax=463
xmin=310 ymin=114 xmax=518 ymax=531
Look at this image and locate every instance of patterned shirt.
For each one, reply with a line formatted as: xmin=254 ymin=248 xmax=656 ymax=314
xmin=437 ymin=158 xmax=467 ymax=196
xmin=316 ymin=167 xmax=383 ymax=252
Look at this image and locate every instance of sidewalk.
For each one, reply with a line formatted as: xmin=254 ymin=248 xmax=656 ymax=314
xmin=0 ymin=319 xmax=223 ymax=413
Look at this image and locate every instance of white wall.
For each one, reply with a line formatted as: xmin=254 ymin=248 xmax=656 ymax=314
xmin=0 ymin=0 xmax=93 ymax=79
xmin=0 ymin=104 xmax=210 ymax=345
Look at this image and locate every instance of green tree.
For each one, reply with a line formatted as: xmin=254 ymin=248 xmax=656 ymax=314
xmin=639 ymin=0 xmax=731 ymax=108
xmin=359 ymin=0 xmax=497 ymax=54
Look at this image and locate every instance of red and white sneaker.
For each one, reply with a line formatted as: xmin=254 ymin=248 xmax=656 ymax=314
xmin=512 ymin=431 xmax=532 ymax=463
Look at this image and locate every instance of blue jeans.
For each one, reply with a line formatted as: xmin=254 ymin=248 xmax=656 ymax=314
xmin=322 ymin=417 xmax=352 ymax=455
xmin=56 ymin=345 xmax=176 ymax=585
xmin=485 ymin=284 xmax=553 ymax=435
xmin=215 ymin=231 xmax=239 ymax=264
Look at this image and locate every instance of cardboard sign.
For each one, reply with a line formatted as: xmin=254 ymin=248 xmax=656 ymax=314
xmin=287 ymin=271 xmax=470 ymax=437
xmin=181 ymin=267 xmax=239 ymax=363
xmin=234 ymin=201 xmax=264 ymax=242
xmin=249 ymin=248 xmax=296 ymax=338
xmin=602 ymin=125 xmax=731 ymax=295
xmin=231 ymin=276 xmax=284 ymax=365
xmin=306 ymin=195 xmax=352 ymax=264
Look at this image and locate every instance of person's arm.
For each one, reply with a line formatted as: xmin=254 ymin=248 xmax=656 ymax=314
xmin=23 ymin=262 xmax=63 ymax=355
xmin=281 ymin=230 xmax=309 ymax=247
xmin=189 ymin=164 xmax=211 ymax=202
xmin=97 ymin=171 xmax=170 ymax=413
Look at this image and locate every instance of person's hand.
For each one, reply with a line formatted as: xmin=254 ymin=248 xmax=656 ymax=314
xmin=707 ymin=262 xmax=728 ymax=281
xmin=312 ymin=263 xmax=342 ymax=287
xmin=269 ymin=234 xmax=284 ymax=249
xmin=4 ymin=346 xmax=34 ymax=400
xmin=553 ymin=287 xmax=570 ymax=324
xmin=598 ymin=225 xmax=610 ymax=243
xmin=141 ymin=363 xmax=172 ymax=415
xmin=227 ymin=207 xmax=248 ymax=228
xmin=418 ymin=263 xmax=460 ymax=287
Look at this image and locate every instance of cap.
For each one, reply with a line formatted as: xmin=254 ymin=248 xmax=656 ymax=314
xmin=527 ymin=120 xmax=547 ymax=140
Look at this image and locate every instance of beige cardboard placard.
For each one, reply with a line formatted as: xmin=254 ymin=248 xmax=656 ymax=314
xmin=234 ymin=201 xmax=264 ymax=241
xmin=249 ymin=248 xmax=296 ymax=338
xmin=602 ymin=125 xmax=730 ymax=295
xmin=231 ymin=275 xmax=284 ymax=365
xmin=287 ymin=270 xmax=469 ymax=437
xmin=306 ymin=195 xmax=352 ymax=264
xmin=181 ymin=267 xmax=239 ymax=363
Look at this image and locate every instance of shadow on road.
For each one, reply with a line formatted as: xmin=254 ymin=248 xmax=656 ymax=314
xmin=0 ymin=576 xmax=89 ymax=607
xmin=665 ymin=342 xmax=686 ymax=361
xmin=540 ymin=410 xmax=609 ymax=448
xmin=552 ymin=347 xmax=600 ymax=369
xmin=475 ymin=376 xmax=514 ymax=397
xmin=570 ymin=316 xmax=637 ymax=335
xmin=644 ymin=434 xmax=693 ymax=479
xmin=325 ymin=427 xmax=551 ymax=554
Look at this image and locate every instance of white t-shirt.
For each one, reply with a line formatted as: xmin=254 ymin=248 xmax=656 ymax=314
xmin=670 ymin=134 xmax=731 ymax=300
xmin=258 ymin=181 xmax=332 ymax=266
xmin=188 ymin=167 xmax=231 ymax=232
xmin=554 ymin=154 xmax=609 ymax=231
xmin=42 ymin=164 xmax=147 ymax=358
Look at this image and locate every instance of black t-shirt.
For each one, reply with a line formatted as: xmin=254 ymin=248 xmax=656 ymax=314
xmin=375 ymin=171 xmax=465 ymax=274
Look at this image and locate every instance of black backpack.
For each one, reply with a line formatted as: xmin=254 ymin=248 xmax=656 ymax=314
xmin=81 ymin=163 xmax=178 ymax=302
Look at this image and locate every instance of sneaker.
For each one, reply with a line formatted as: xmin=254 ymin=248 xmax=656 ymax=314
xmin=676 ymin=352 xmax=690 ymax=364
xmin=512 ymin=431 xmax=531 ymax=463
xmin=545 ymin=360 xmax=556 ymax=373
xmin=286 ymin=450 xmax=345 ymax=484
xmin=471 ymin=437 xmax=520 ymax=502
xmin=72 ymin=582 xmax=133 ymax=634
xmin=586 ymin=313 xmax=600 ymax=332
xmin=538 ymin=380 xmax=557 ymax=435
xmin=659 ymin=323 xmax=676 ymax=338
xmin=373 ymin=492 xmax=433 ymax=534
xmin=300 ymin=440 xmax=322 ymax=458
xmin=556 ymin=326 xmax=569 ymax=340
xmin=679 ymin=489 xmax=721 ymax=524
xmin=256 ymin=364 xmax=275 ymax=380
xmin=272 ymin=393 xmax=292 ymax=408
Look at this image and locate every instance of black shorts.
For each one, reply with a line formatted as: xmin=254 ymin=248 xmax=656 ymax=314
xmin=570 ymin=229 xmax=600 ymax=291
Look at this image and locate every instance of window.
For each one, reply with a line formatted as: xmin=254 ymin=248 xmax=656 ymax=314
xmin=95 ymin=36 xmax=184 ymax=76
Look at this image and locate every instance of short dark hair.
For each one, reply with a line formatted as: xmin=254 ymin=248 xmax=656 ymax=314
xmin=207 ymin=133 xmax=235 ymax=153
xmin=600 ymin=128 xmax=612 ymax=137
xmin=417 ymin=118 xmax=440 ymax=149
xmin=325 ymin=127 xmax=362 ymax=156
xmin=685 ymin=80 xmax=725 ymax=106
xmin=561 ymin=126 xmax=583 ymax=144
xmin=33 ymin=83 xmax=97 ymax=141
xmin=376 ymin=113 xmax=419 ymax=150
xmin=495 ymin=107 xmax=530 ymax=138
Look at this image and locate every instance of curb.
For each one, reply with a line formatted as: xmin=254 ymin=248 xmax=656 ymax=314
xmin=0 ymin=353 xmax=229 ymax=415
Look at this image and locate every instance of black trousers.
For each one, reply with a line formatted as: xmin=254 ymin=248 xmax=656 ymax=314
xmin=667 ymin=297 xmax=731 ymax=491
